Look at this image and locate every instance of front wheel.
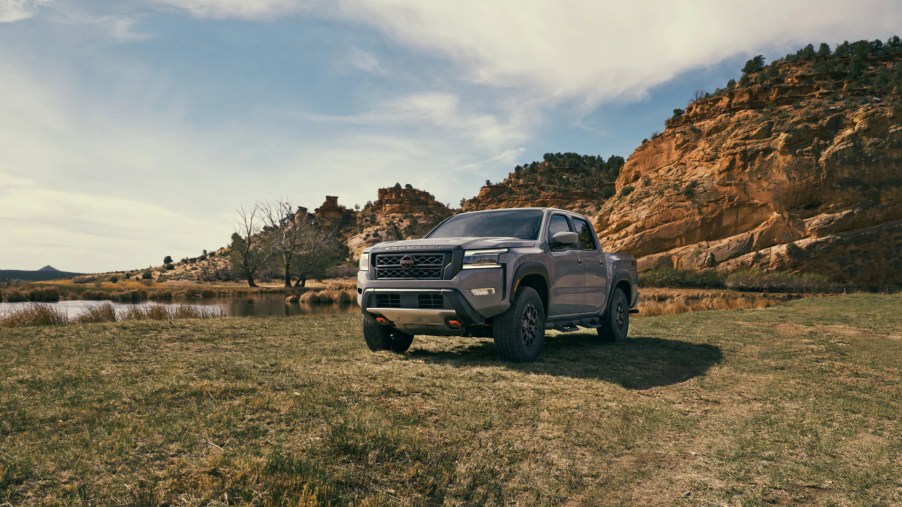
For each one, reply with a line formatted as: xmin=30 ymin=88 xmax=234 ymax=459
xmin=598 ymin=288 xmax=630 ymax=342
xmin=362 ymin=314 xmax=414 ymax=353
xmin=493 ymin=287 xmax=546 ymax=362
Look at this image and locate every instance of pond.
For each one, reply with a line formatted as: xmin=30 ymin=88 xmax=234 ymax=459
xmin=0 ymin=294 xmax=359 ymax=318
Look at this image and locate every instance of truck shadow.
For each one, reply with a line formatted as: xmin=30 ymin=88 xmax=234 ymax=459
xmin=406 ymin=333 xmax=723 ymax=390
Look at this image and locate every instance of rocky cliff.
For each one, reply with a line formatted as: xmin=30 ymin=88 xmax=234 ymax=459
xmin=596 ymin=42 xmax=901 ymax=285
xmin=346 ymin=186 xmax=452 ymax=259
xmin=461 ymin=153 xmax=622 ymax=216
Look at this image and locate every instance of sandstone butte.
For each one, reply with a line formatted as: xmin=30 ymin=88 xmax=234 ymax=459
xmin=595 ymin=51 xmax=900 ymax=286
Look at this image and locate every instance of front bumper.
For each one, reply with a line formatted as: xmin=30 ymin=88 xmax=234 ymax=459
xmin=357 ymin=266 xmax=510 ymax=335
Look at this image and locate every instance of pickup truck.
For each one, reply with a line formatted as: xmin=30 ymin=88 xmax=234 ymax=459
xmin=356 ymin=208 xmax=639 ymax=362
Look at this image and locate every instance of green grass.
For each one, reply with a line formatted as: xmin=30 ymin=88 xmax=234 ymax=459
xmin=1 ymin=295 xmax=899 ymax=505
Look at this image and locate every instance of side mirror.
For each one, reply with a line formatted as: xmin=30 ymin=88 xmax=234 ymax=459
xmin=551 ymin=231 xmax=578 ymax=248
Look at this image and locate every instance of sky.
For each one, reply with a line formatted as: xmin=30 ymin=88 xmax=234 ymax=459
xmin=1 ymin=0 xmax=899 ymax=273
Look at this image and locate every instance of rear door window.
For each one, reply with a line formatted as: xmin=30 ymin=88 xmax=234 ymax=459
xmin=572 ymin=217 xmax=598 ymax=251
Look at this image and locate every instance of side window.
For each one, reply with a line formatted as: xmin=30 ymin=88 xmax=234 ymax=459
xmin=547 ymin=214 xmax=574 ymax=251
xmin=572 ymin=217 xmax=598 ymax=251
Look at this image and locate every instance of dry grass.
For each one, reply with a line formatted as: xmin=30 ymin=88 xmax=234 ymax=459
xmin=0 ymin=295 xmax=899 ymax=505
xmin=73 ymin=303 xmax=118 ymax=324
xmin=0 ymin=304 xmax=68 ymax=327
xmin=0 ymin=303 xmax=222 ymax=328
xmin=637 ymin=288 xmax=804 ymax=317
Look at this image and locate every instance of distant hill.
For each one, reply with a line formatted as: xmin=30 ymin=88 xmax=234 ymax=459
xmin=0 ymin=268 xmax=83 ymax=282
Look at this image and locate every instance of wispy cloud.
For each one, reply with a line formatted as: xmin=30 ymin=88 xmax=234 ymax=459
xmin=344 ymin=46 xmax=383 ymax=74
xmin=0 ymin=0 xmax=51 ymax=22
xmin=154 ymin=0 xmax=318 ymax=19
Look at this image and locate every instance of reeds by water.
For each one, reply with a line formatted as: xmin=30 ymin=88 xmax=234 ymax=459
xmin=0 ymin=303 xmax=223 ymax=328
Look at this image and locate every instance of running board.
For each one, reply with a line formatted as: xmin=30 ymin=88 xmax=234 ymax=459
xmin=547 ymin=318 xmax=603 ymax=332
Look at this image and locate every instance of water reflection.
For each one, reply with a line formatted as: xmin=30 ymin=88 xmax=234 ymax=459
xmin=0 ymin=294 xmax=358 ymax=318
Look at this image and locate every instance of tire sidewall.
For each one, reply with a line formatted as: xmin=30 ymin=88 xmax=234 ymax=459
xmin=496 ymin=286 xmax=546 ymax=362
xmin=609 ymin=289 xmax=629 ymax=341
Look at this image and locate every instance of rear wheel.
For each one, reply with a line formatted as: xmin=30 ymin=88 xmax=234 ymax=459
xmin=493 ymin=287 xmax=545 ymax=362
xmin=362 ymin=314 xmax=414 ymax=353
xmin=598 ymin=288 xmax=629 ymax=342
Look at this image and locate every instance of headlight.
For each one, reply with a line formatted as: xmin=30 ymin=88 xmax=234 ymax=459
xmin=359 ymin=252 xmax=369 ymax=271
xmin=462 ymin=248 xmax=507 ymax=269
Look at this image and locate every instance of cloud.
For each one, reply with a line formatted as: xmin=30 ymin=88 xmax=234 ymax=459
xmin=0 ymin=48 xmax=526 ymax=271
xmin=107 ymin=16 xmax=151 ymax=42
xmin=0 ymin=175 xmax=216 ymax=272
xmin=339 ymin=0 xmax=902 ymax=107
xmin=0 ymin=0 xmax=50 ymax=22
xmin=154 ymin=0 xmax=315 ymax=19
xmin=153 ymin=0 xmax=902 ymax=108
xmin=344 ymin=46 xmax=383 ymax=74
xmin=297 ymin=91 xmax=532 ymax=151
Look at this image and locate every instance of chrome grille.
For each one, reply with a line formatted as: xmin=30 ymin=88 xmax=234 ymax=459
xmin=374 ymin=253 xmax=447 ymax=280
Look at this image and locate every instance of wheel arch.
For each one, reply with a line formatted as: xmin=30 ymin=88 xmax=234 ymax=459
xmin=511 ymin=262 xmax=550 ymax=312
xmin=608 ymin=272 xmax=635 ymax=309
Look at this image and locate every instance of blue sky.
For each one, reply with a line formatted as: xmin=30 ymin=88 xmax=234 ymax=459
xmin=1 ymin=0 xmax=899 ymax=272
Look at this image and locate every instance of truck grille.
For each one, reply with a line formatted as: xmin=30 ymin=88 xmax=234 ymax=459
xmin=374 ymin=253 xmax=447 ymax=280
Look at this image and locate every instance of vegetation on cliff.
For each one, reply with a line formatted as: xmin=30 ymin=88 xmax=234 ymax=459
xmin=461 ymin=152 xmax=624 ymax=213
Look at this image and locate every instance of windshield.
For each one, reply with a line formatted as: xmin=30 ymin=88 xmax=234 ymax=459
xmin=427 ymin=210 xmax=543 ymax=240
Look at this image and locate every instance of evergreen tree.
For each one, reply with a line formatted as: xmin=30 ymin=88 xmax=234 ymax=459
xmin=742 ymin=55 xmax=766 ymax=75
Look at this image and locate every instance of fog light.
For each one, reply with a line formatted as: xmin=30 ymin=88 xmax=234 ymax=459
xmin=470 ymin=288 xmax=495 ymax=296
xmin=447 ymin=319 xmax=461 ymax=328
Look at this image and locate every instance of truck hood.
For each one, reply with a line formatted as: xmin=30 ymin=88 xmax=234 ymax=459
xmin=367 ymin=237 xmax=535 ymax=252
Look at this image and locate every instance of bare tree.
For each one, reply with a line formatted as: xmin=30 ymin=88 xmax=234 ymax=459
xmin=292 ymin=220 xmax=344 ymax=287
xmin=261 ymin=200 xmax=305 ymax=288
xmin=260 ymin=200 xmax=346 ymax=288
xmin=229 ymin=203 xmax=272 ymax=287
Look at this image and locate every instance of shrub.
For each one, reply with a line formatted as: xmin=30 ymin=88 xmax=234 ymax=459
xmin=110 ymin=276 xmax=119 ymax=284
xmin=120 ymin=306 xmax=148 ymax=321
xmin=725 ymin=270 xmax=835 ymax=293
xmin=5 ymin=288 xmax=61 ymax=303
xmin=5 ymin=291 xmax=28 ymax=303
xmin=0 ymin=304 xmax=69 ymax=328
xmin=141 ymin=270 xmax=153 ymax=280
xmin=641 ymin=268 xmax=725 ymax=289
xmin=75 ymin=303 xmax=117 ymax=324
xmin=682 ymin=181 xmax=698 ymax=198
xmin=619 ymin=185 xmax=635 ymax=197
xmin=742 ymin=55 xmax=765 ymax=75
xmin=145 ymin=305 xmax=171 ymax=320
xmin=163 ymin=256 xmax=173 ymax=265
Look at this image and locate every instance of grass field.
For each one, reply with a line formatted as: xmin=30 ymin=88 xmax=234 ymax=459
xmin=1 ymin=295 xmax=899 ymax=506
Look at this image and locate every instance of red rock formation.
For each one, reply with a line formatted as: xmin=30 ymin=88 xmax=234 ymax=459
xmin=596 ymin=54 xmax=901 ymax=285
xmin=346 ymin=186 xmax=452 ymax=259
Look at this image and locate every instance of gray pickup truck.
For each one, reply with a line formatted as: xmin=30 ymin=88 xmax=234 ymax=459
xmin=356 ymin=208 xmax=639 ymax=362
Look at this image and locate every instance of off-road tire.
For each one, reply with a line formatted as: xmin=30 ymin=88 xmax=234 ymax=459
xmin=492 ymin=287 xmax=546 ymax=362
xmin=598 ymin=287 xmax=629 ymax=342
xmin=362 ymin=314 xmax=414 ymax=353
